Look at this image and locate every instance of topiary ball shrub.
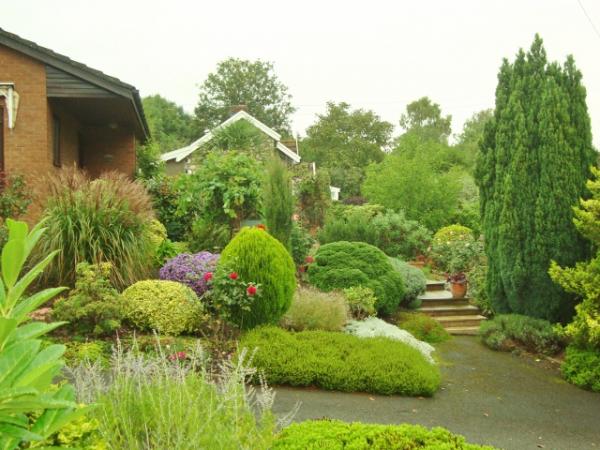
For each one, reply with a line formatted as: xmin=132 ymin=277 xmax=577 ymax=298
xmin=122 ymin=280 xmax=205 ymax=336
xmin=159 ymin=252 xmax=220 ymax=297
xmin=272 ymin=420 xmax=494 ymax=449
xmin=307 ymin=241 xmax=404 ymax=315
xmin=219 ymin=227 xmax=296 ymax=329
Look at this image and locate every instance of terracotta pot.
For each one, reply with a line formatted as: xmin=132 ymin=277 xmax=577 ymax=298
xmin=450 ymin=281 xmax=468 ymax=299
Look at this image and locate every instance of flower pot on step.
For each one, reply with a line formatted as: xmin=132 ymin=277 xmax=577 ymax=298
xmin=450 ymin=281 xmax=468 ymax=299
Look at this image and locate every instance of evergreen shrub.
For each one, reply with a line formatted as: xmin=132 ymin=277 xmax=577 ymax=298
xmin=280 ymin=286 xmax=348 ymax=331
xmin=220 ymin=227 xmax=296 ymax=328
xmin=122 ymin=280 xmax=205 ymax=336
xmin=561 ymin=346 xmax=600 ymax=393
xmin=389 ymin=258 xmax=427 ymax=305
xmin=240 ymin=326 xmax=440 ymax=396
xmin=308 ymin=241 xmax=404 ymax=314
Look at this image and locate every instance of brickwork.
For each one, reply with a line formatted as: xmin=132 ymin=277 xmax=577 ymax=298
xmin=81 ymin=126 xmax=135 ymax=178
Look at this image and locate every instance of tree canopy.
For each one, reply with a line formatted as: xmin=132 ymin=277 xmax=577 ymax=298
xmin=142 ymin=94 xmax=194 ymax=152
xmin=194 ymin=58 xmax=295 ymax=136
xmin=476 ymin=35 xmax=597 ymax=323
xmin=399 ymin=97 xmax=452 ymax=144
xmin=301 ymin=102 xmax=393 ymax=197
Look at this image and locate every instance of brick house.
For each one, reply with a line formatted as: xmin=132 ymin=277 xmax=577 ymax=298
xmin=0 ymin=27 xmax=148 ymax=217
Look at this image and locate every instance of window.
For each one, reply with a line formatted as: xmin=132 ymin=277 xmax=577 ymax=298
xmin=52 ymin=115 xmax=61 ymax=167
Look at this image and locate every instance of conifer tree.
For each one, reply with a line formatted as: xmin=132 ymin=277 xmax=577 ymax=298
xmin=263 ymin=157 xmax=294 ymax=250
xmin=476 ymin=35 xmax=596 ymax=322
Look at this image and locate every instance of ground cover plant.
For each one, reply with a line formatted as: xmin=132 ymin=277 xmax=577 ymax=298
xmin=308 ymin=241 xmax=405 ymax=315
xmin=272 ymin=419 xmax=495 ymax=450
xmin=159 ymin=251 xmax=220 ymax=297
xmin=122 ymin=280 xmax=205 ymax=336
xmin=478 ymin=314 xmax=564 ymax=355
xmin=218 ymin=227 xmax=296 ymax=328
xmin=396 ymin=312 xmax=451 ymax=344
xmin=240 ymin=326 xmax=440 ymax=396
xmin=37 ymin=169 xmax=155 ymax=288
xmin=280 ymin=286 xmax=348 ymax=331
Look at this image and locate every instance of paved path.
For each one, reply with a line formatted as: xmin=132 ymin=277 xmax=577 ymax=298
xmin=272 ymin=336 xmax=600 ymax=450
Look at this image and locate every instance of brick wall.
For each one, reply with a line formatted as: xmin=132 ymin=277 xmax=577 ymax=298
xmin=81 ymin=125 xmax=136 ymax=178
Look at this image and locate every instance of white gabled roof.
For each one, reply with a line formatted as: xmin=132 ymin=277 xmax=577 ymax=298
xmin=161 ymin=110 xmax=300 ymax=164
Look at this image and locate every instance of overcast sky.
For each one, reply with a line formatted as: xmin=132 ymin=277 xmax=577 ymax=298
xmin=3 ymin=0 xmax=600 ymax=144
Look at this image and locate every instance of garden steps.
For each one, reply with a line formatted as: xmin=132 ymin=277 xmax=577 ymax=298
xmin=417 ymin=280 xmax=486 ymax=335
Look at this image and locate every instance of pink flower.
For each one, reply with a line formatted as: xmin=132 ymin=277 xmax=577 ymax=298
xmin=305 ymin=256 xmax=314 ymax=264
xmin=203 ymin=272 xmax=213 ymax=282
xmin=168 ymin=351 xmax=187 ymax=361
xmin=247 ymin=285 xmax=257 ymax=296
xmin=229 ymin=272 xmax=239 ymax=280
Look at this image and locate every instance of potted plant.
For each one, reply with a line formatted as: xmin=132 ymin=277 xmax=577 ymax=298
xmin=446 ymin=271 xmax=468 ymax=299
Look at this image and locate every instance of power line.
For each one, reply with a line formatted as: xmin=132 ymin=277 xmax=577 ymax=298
xmin=577 ymin=0 xmax=600 ymax=42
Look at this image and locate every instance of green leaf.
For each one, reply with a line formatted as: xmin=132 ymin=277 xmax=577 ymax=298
xmin=0 ymin=319 xmax=17 ymax=350
xmin=5 ymin=219 xmax=28 ymax=243
xmin=1 ymin=240 xmax=25 ymax=290
xmin=0 ymin=387 xmax=38 ymax=403
xmin=0 ymin=340 xmax=40 ymax=388
xmin=11 ymin=322 xmax=66 ymax=343
xmin=14 ymin=345 xmax=65 ymax=388
xmin=10 ymin=288 xmax=67 ymax=324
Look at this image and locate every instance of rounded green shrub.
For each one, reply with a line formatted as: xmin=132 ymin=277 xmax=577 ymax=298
xmin=561 ymin=345 xmax=600 ymax=392
xmin=308 ymin=241 xmax=404 ymax=315
xmin=389 ymin=258 xmax=426 ymax=306
xmin=122 ymin=280 xmax=204 ymax=336
xmin=396 ymin=312 xmax=450 ymax=344
xmin=219 ymin=227 xmax=296 ymax=328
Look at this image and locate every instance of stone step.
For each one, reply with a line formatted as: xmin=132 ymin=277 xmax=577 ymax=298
xmin=419 ymin=297 xmax=470 ymax=307
xmin=419 ymin=290 xmax=453 ymax=300
xmin=419 ymin=304 xmax=481 ymax=317
xmin=444 ymin=325 xmax=480 ymax=336
xmin=436 ymin=315 xmax=487 ymax=329
xmin=426 ymin=280 xmax=446 ymax=292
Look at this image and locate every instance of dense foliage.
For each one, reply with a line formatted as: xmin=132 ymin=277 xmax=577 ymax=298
xmin=37 ymin=169 xmax=155 ymax=288
xmin=362 ymin=134 xmax=463 ymax=231
xmin=290 ymin=222 xmax=314 ymax=266
xmin=399 ymin=97 xmax=452 ymax=144
xmin=280 ymin=286 xmax=348 ymax=331
xmin=296 ymin=169 xmax=331 ymax=229
xmin=479 ymin=314 xmax=564 ymax=355
xmin=122 ymin=280 xmax=205 ymax=336
xmin=396 ymin=312 xmax=450 ymax=344
xmin=561 ymin=346 xmax=600 ymax=392
xmin=476 ymin=36 xmax=596 ymax=322
xmin=319 ymin=208 xmax=431 ymax=259
xmin=219 ymin=227 xmax=296 ymax=328
xmin=240 ymin=326 xmax=440 ymax=396
xmin=343 ymin=286 xmax=377 ymax=319
xmin=272 ymin=420 xmax=493 ymax=450
xmin=0 ymin=173 xmax=31 ymax=220
xmin=52 ymin=262 xmax=123 ymax=337
xmin=308 ymin=241 xmax=405 ymax=315
xmin=194 ymin=58 xmax=295 ymax=135
xmin=300 ymin=102 xmax=393 ymax=197
xmin=431 ymin=224 xmax=480 ymax=274
xmin=0 ymin=219 xmax=85 ymax=449
xmin=389 ymin=258 xmax=427 ymax=306
xmin=159 ymin=252 xmax=220 ymax=297
xmin=262 ymin=157 xmax=294 ymax=249
xmin=142 ymin=94 xmax=195 ymax=152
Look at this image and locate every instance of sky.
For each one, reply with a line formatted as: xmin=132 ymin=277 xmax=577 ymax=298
xmin=2 ymin=0 xmax=600 ymax=144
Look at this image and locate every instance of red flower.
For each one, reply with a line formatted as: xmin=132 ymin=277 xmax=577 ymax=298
xmin=257 ymin=224 xmax=266 ymax=230
xmin=229 ymin=272 xmax=239 ymax=280
xmin=203 ymin=272 xmax=213 ymax=282
xmin=246 ymin=285 xmax=257 ymax=296
xmin=168 ymin=351 xmax=187 ymax=361
xmin=305 ymin=256 xmax=315 ymax=264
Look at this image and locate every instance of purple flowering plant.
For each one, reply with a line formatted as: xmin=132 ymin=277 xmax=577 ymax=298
xmin=159 ymin=251 xmax=220 ymax=296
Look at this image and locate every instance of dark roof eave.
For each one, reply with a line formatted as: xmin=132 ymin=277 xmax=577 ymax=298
xmin=0 ymin=27 xmax=150 ymax=141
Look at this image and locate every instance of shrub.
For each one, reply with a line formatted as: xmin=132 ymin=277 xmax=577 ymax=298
xmin=297 ymin=169 xmax=331 ymax=229
xmin=219 ymin=227 xmax=296 ymax=329
xmin=37 ymin=411 xmax=107 ymax=449
xmin=263 ymin=157 xmax=294 ymax=249
xmin=187 ymin=217 xmax=232 ymax=253
xmin=343 ymin=286 xmax=376 ymax=319
xmin=0 ymin=172 xmax=32 ymax=219
xmin=389 ymin=258 xmax=426 ymax=305
xmin=468 ymin=262 xmax=494 ymax=316
xmin=63 ymin=341 xmax=110 ymax=367
xmin=478 ymin=314 xmax=565 ymax=355
xmin=159 ymin=251 xmax=220 ymax=297
xmin=52 ymin=262 xmax=123 ymax=337
xmin=272 ymin=420 xmax=494 ymax=450
xmin=122 ymin=280 xmax=205 ymax=336
xmin=319 ymin=209 xmax=431 ymax=260
xmin=430 ymin=224 xmax=479 ymax=273
xmin=280 ymin=286 xmax=348 ymax=331
xmin=290 ymin=222 xmax=314 ymax=266
xmin=561 ymin=346 xmax=600 ymax=392
xmin=144 ymin=175 xmax=193 ymax=241
xmin=0 ymin=219 xmax=87 ymax=447
xmin=37 ymin=169 xmax=155 ymax=288
xmin=396 ymin=312 xmax=450 ymax=344
xmin=68 ymin=341 xmax=276 ymax=449
xmin=240 ymin=326 xmax=440 ymax=396
xmin=308 ymin=241 xmax=405 ymax=315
